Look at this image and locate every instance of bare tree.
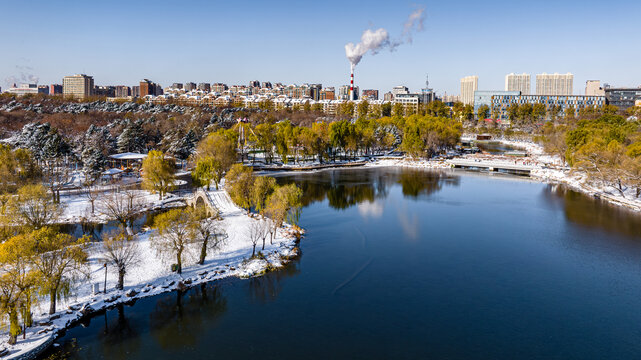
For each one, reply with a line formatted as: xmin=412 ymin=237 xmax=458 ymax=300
xmin=248 ymin=220 xmax=262 ymax=258
xmin=84 ymin=185 xmax=100 ymax=215
xmin=97 ymin=190 xmax=144 ymax=231
xmin=190 ymin=207 xmax=228 ymax=265
xmin=101 ymin=231 xmax=141 ymax=290
xmin=259 ymin=218 xmax=270 ymax=250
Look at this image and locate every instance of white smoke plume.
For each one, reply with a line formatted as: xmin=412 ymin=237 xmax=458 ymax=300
xmin=345 ymin=6 xmax=426 ymax=67
xmin=4 ymin=64 xmax=39 ymax=87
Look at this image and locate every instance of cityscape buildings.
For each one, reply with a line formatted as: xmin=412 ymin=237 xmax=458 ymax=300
xmin=535 ymin=73 xmax=573 ymax=95
xmin=604 ymin=87 xmax=641 ymax=110
xmin=460 ymin=76 xmax=478 ymax=105
xmin=585 ymin=80 xmax=605 ymax=96
xmin=62 ymin=74 xmax=94 ymax=98
xmin=505 ymin=73 xmax=530 ymax=95
xmin=491 ymin=94 xmax=605 ymax=121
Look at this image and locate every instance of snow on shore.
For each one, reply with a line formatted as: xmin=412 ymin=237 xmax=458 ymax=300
xmin=1 ymin=189 xmax=300 ymax=359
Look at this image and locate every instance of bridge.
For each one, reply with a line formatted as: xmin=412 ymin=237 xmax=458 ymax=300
xmin=185 ymin=188 xmax=219 ymax=216
xmin=447 ymin=159 xmax=534 ymax=176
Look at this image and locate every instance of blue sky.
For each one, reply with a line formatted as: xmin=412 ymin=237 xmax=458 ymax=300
xmin=2 ymin=0 xmax=640 ymax=96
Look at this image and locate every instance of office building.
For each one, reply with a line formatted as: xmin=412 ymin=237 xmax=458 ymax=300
xmin=605 ymin=87 xmax=641 ymax=110
xmin=585 ymin=80 xmax=605 ymax=96
xmin=94 ymin=86 xmax=115 ymax=97
xmin=63 ymin=74 xmax=94 ymax=98
xmin=309 ymin=84 xmax=322 ymax=101
xmin=491 ymin=94 xmax=605 ymax=121
xmin=460 ymin=76 xmax=478 ymax=105
xmin=6 ymin=83 xmax=48 ymax=96
xmin=535 ymin=73 xmax=573 ymax=95
xmin=391 ymin=86 xmax=409 ymax=98
xmin=505 ymin=73 xmax=530 ymax=95
xmin=473 ymin=90 xmax=520 ymax=116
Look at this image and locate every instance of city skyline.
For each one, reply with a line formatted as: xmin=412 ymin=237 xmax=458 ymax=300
xmin=2 ymin=0 xmax=641 ymax=95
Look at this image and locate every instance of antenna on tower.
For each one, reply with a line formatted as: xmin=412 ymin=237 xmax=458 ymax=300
xmin=425 ymin=74 xmax=429 ymax=89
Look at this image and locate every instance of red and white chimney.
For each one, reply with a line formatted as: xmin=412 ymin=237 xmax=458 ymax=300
xmin=350 ymin=64 xmax=354 ymax=101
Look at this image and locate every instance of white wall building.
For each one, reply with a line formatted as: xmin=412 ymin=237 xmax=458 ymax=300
xmin=535 ymin=73 xmax=573 ymax=95
xmin=585 ymin=80 xmax=605 ymax=96
xmin=505 ymin=73 xmax=530 ymax=95
xmin=460 ymin=76 xmax=478 ymax=105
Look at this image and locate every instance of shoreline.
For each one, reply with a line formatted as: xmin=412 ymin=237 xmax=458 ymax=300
xmin=1 ymin=190 xmax=302 ymax=360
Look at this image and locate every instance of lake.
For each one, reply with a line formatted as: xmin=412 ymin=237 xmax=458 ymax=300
xmin=43 ymin=167 xmax=641 ymax=359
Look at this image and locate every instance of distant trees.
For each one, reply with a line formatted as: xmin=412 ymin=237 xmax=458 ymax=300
xmin=142 ymin=150 xmax=175 ymax=200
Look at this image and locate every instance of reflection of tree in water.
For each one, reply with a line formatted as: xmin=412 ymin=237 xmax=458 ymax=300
xmin=397 ymin=169 xmax=459 ymax=199
xmin=545 ymin=185 xmax=641 ymax=239
xmin=277 ymin=168 xmax=458 ymax=210
xmin=98 ymin=303 xmax=141 ymax=358
xmin=149 ymin=284 xmax=227 ymax=350
xmin=248 ymin=258 xmax=301 ymax=304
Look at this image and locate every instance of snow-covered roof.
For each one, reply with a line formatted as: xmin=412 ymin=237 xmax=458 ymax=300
xmin=109 ymin=152 xmax=148 ymax=160
xmin=102 ymin=168 xmax=124 ymax=175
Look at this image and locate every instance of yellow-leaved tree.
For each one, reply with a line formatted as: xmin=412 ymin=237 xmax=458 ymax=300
xmin=142 ymin=150 xmax=175 ymax=200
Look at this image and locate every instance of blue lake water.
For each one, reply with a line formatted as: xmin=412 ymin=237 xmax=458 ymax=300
xmin=43 ymin=167 xmax=641 ymax=359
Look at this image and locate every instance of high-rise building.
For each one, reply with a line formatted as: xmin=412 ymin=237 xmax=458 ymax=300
xmin=585 ymin=80 xmax=605 ymax=96
xmin=94 ymin=86 xmax=115 ymax=97
xmin=171 ymin=83 xmax=183 ymax=89
xmin=505 ymin=73 xmax=530 ymax=95
xmin=131 ymin=86 xmax=140 ymax=97
xmin=49 ymin=84 xmax=63 ymax=95
xmin=140 ymin=79 xmax=160 ymax=97
xmin=460 ymin=76 xmax=478 ymax=105
xmin=115 ymin=86 xmax=131 ymax=98
xmin=261 ymin=82 xmax=272 ymax=89
xmin=535 ymin=73 xmax=573 ymax=95
xmin=249 ymin=80 xmax=260 ymax=88
xmin=63 ymin=74 xmax=94 ymax=98
xmin=212 ymin=83 xmax=227 ymax=93
xmin=309 ymin=84 xmax=322 ymax=101
xmin=197 ymin=83 xmax=211 ymax=92
xmin=362 ymin=89 xmax=379 ymax=100
xmin=184 ymin=82 xmax=197 ymax=91
xmin=391 ymin=86 xmax=409 ymax=98
xmin=338 ymin=85 xmax=359 ymax=100
xmin=320 ymin=87 xmax=335 ymax=100
xmin=383 ymin=92 xmax=394 ymax=102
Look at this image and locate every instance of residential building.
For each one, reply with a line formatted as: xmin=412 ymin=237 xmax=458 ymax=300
xmin=585 ymin=80 xmax=605 ymax=96
xmin=171 ymin=83 xmax=183 ymax=89
xmin=115 ymin=86 xmax=131 ymax=98
xmin=604 ymin=87 xmax=641 ymax=110
xmin=362 ymin=89 xmax=379 ymax=100
xmin=320 ymin=87 xmax=335 ymax=100
xmin=63 ymin=74 xmax=94 ymax=98
xmin=309 ymin=84 xmax=322 ymax=101
xmin=184 ymin=82 xmax=197 ymax=91
xmin=391 ymin=86 xmax=409 ymax=98
xmin=393 ymin=93 xmax=420 ymax=113
xmin=460 ymin=76 xmax=478 ymax=105
xmin=383 ymin=92 xmax=394 ymax=102
xmin=197 ymin=83 xmax=211 ymax=92
xmin=338 ymin=85 xmax=358 ymax=100
xmin=535 ymin=73 xmax=573 ymax=95
xmin=212 ymin=83 xmax=227 ymax=93
xmin=505 ymin=73 xmax=530 ymax=95
xmin=94 ymin=86 xmax=115 ymax=97
xmin=473 ymin=90 xmax=520 ymax=117
xmin=131 ymin=86 xmax=140 ymax=97
xmin=49 ymin=84 xmax=63 ymax=95
xmin=140 ymin=79 xmax=160 ymax=97
xmin=249 ymin=80 xmax=260 ymax=88
xmin=491 ymin=94 xmax=605 ymax=121
xmin=261 ymin=82 xmax=272 ymax=89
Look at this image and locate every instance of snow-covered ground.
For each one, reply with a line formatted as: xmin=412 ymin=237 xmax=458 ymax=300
xmin=1 ymin=189 xmax=300 ymax=359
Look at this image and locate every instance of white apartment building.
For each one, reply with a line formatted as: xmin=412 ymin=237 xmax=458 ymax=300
xmin=460 ymin=76 xmax=478 ymax=105
xmin=505 ymin=73 xmax=530 ymax=95
xmin=585 ymin=80 xmax=605 ymax=96
xmin=63 ymin=74 xmax=94 ymax=98
xmin=535 ymin=73 xmax=573 ymax=95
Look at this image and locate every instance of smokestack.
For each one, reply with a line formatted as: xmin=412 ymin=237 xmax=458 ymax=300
xmin=350 ymin=64 xmax=354 ymax=101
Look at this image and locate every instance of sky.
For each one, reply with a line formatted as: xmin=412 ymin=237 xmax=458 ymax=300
xmin=1 ymin=0 xmax=640 ymax=96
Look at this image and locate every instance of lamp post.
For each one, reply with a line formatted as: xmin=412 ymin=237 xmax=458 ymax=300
xmin=103 ymin=263 xmax=108 ymax=293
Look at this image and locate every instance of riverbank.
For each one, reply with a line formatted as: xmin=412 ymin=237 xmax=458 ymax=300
xmin=0 ymin=189 xmax=301 ymax=360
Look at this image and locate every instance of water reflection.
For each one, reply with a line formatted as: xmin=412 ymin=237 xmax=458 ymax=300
xmin=545 ymin=184 xmax=641 ymax=240
xmin=277 ymin=167 xmax=460 ymax=210
xmin=98 ymin=304 xmax=140 ymax=358
xmin=58 ymin=210 xmax=166 ymax=241
xmin=248 ymin=258 xmax=301 ymax=304
xmin=149 ymin=284 xmax=227 ymax=350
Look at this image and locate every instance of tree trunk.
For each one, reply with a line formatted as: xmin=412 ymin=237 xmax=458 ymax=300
xmin=176 ymin=250 xmax=182 ymax=274
xmin=262 ymin=237 xmax=266 ymax=250
xmin=49 ymin=290 xmax=57 ymax=315
xmin=252 ymin=244 xmax=256 ymax=258
xmin=8 ymin=308 xmax=19 ymax=345
xmin=117 ymin=270 xmax=125 ymax=290
xmin=199 ymin=238 xmax=208 ymax=265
